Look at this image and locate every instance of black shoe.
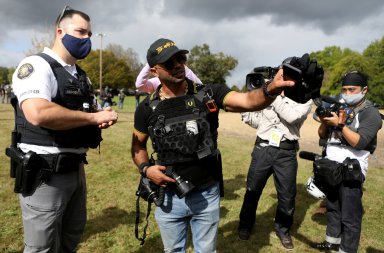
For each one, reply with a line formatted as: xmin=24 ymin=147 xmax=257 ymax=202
xmin=275 ymin=232 xmax=294 ymax=250
xmin=238 ymin=228 xmax=251 ymax=240
xmin=311 ymin=241 xmax=340 ymax=252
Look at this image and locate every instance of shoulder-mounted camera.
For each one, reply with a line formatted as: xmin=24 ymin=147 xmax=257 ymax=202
xmin=246 ymin=53 xmax=324 ymax=104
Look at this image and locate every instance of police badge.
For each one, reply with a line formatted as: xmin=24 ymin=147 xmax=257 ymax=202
xmin=17 ymin=63 xmax=34 ymax=79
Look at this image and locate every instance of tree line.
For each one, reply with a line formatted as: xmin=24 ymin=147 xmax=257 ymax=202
xmin=1 ymin=36 xmax=383 ymax=105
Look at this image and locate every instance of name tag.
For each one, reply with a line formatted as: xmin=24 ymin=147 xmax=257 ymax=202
xmin=64 ymin=88 xmax=82 ymax=96
xmin=269 ymin=128 xmax=283 ymax=147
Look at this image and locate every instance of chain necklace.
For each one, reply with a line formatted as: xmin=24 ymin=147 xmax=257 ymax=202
xmin=159 ymin=83 xmax=188 ymax=100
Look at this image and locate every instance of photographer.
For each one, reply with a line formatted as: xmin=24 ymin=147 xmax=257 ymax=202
xmin=131 ymin=38 xmax=295 ymax=252
xmin=237 ymin=90 xmax=312 ymax=250
xmin=311 ymin=71 xmax=382 ymax=253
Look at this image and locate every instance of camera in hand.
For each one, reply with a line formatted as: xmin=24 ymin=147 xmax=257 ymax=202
xmin=315 ymin=96 xmax=355 ymax=124
xmin=166 ymin=167 xmax=195 ymax=198
xmin=137 ymin=177 xmax=164 ymax=206
xmin=246 ymin=53 xmax=324 ymax=104
xmin=137 ymin=166 xmax=195 ymax=206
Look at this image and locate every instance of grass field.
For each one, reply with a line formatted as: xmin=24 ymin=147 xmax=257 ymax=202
xmin=0 ymin=96 xmax=383 ymax=253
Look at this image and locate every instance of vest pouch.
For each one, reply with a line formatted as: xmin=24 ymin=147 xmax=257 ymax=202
xmin=82 ymin=125 xmax=102 ymax=149
xmin=151 ymin=116 xmax=214 ymax=164
xmin=313 ymin=158 xmax=343 ymax=186
xmin=53 ymin=125 xmax=102 ymax=148
xmin=342 ymin=158 xmax=363 ymax=183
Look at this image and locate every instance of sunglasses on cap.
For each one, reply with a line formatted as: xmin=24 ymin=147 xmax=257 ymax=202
xmin=56 ymin=5 xmax=74 ymax=26
xmin=162 ymin=54 xmax=187 ymax=70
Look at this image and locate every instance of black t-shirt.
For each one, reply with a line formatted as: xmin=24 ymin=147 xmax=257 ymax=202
xmin=134 ymin=80 xmax=232 ymax=188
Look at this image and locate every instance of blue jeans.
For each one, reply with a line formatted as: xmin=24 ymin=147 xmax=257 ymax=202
xmin=155 ymin=183 xmax=220 ymax=253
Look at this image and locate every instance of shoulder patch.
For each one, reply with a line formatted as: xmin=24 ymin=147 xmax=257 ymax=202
xmin=17 ymin=63 xmax=34 ymax=79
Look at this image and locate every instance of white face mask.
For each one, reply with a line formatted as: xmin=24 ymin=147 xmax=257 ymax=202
xmin=341 ymin=92 xmax=365 ymax=106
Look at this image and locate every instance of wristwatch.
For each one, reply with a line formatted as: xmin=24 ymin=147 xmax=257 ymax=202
xmin=337 ymin=124 xmax=345 ymax=131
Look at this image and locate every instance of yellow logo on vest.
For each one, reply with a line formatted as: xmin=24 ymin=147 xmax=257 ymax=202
xmin=185 ymin=98 xmax=196 ymax=109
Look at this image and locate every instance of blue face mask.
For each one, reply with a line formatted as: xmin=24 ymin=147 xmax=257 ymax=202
xmin=341 ymin=92 xmax=365 ymax=106
xmin=62 ymin=34 xmax=92 ymax=59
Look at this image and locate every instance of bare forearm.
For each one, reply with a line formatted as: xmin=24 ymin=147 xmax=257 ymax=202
xmin=224 ymin=89 xmax=275 ymax=112
xmin=318 ymin=123 xmax=328 ymax=138
xmin=340 ymin=127 xmax=360 ymax=147
xmin=21 ymin=98 xmax=117 ymax=130
xmin=131 ymin=132 xmax=150 ymax=166
xmin=224 ymin=68 xmax=294 ymax=112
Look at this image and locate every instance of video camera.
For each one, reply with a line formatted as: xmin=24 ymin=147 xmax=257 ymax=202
xmin=315 ymin=95 xmax=355 ymax=124
xmin=246 ymin=53 xmax=324 ymax=104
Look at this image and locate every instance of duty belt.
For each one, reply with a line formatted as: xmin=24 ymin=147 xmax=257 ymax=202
xmin=256 ymin=137 xmax=298 ymax=150
xmin=38 ymin=153 xmax=87 ymax=174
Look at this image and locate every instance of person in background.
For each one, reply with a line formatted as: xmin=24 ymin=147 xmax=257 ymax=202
xmin=135 ymin=62 xmax=202 ymax=92
xmin=118 ymin=88 xmax=126 ymax=109
xmin=10 ymin=6 xmax=118 ymax=252
xmin=311 ymin=71 xmax=382 ymax=253
xmin=237 ymin=90 xmax=312 ymax=250
xmin=0 ymin=87 xmax=5 ymax=104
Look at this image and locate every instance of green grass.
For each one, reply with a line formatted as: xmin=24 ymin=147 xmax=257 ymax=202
xmin=1 ymin=97 xmax=383 ymax=253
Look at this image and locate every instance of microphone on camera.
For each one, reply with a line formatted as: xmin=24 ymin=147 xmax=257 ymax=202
xmin=299 ymin=151 xmax=321 ymax=161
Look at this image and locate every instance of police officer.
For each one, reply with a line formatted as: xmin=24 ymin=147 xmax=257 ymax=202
xmin=11 ymin=6 xmax=118 ymax=252
xmin=311 ymin=71 xmax=382 ymax=253
xmin=131 ymin=38 xmax=295 ymax=253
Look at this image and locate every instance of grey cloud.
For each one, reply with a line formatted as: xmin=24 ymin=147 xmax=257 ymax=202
xmin=161 ymin=0 xmax=384 ymax=34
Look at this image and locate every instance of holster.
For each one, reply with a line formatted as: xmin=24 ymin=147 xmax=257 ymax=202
xmin=6 ymin=147 xmax=86 ymax=194
xmin=5 ymin=147 xmax=39 ymax=194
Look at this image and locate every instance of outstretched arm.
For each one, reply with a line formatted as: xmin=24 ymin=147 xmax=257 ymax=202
xmin=224 ymin=69 xmax=295 ymax=112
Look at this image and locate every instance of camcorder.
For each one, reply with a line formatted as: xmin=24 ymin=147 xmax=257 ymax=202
xmin=246 ymin=53 xmax=324 ymax=104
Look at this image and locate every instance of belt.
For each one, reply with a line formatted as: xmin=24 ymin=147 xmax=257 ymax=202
xmin=256 ymin=137 xmax=298 ymax=150
xmin=38 ymin=153 xmax=87 ymax=174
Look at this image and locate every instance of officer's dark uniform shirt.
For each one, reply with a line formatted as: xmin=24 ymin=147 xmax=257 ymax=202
xmin=134 ymin=80 xmax=232 ymax=188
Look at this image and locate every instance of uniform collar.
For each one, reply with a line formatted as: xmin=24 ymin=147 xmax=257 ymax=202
xmin=43 ymin=47 xmax=78 ymax=76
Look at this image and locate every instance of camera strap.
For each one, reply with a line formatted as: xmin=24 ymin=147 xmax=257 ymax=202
xmin=135 ymin=185 xmax=152 ymax=245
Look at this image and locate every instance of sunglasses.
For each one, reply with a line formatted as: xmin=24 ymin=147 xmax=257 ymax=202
xmin=56 ymin=5 xmax=74 ymax=26
xmin=162 ymin=54 xmax=187 ymax=70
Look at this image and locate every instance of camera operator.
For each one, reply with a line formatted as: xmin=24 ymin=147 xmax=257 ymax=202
xmin=131 ymin=38 xmax=295 ymax=252
xmin=237 ymin=90 xmax=312 ymax=250
xmin=311 ymin=71 xmax=382 ymax=253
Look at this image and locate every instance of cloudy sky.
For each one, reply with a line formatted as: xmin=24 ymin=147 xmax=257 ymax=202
xmin=1 ymin=0 xmax=384 ymax=86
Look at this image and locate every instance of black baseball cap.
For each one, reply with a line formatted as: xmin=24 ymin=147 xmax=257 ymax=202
xmin=146 ymin=38 xmax=189 ymax=67
xmin=342 ymin=71 xmax=368 ymax=87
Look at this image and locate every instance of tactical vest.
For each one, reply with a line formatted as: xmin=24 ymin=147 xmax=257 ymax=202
xmin=147 ymin=83 xmax=219 ymax=165
xmin=15 ymin=53 xmax=102 ymax=149
xmin=328 ymin=100 xmax=377 ymax=153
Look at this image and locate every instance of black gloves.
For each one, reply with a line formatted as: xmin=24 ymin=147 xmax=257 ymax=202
xmin=283 ymin=53 xmax=324 ymax=104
